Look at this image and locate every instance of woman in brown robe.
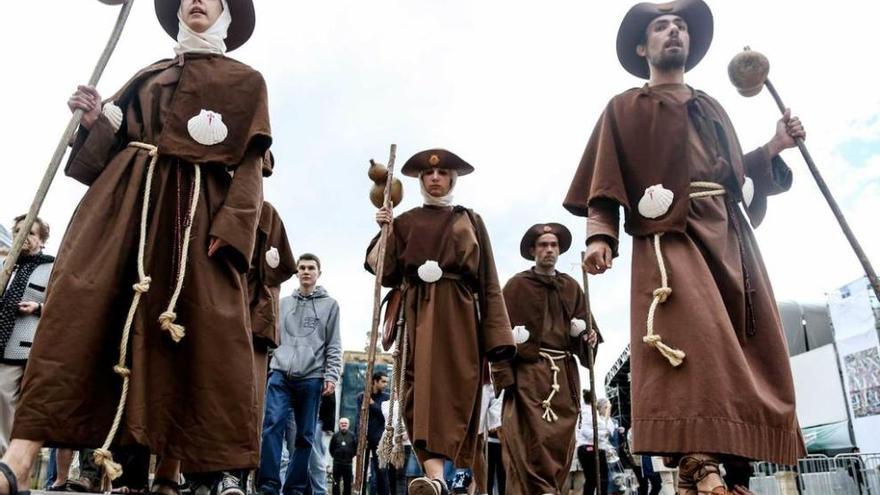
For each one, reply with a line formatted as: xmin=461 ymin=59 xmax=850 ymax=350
xmin=367 ymin=149 xmax=515 ymax=495
xmin=0 ymin=1 xmax=272 ymax=493
xmin=499 ymin=223 xmax=599 ymax=495
xmin=564 ymin=2 xmax=806 ymax=492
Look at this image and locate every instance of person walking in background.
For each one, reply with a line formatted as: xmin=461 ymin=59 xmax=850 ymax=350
xmin=329 ymin=418 xmax=356 ymax=495
xmin=259 ymin=253 xmax=342 ymax=495
xmin=355 ymin=372 xmax=389 ymax=495
xmin=0 ymin=215 xmax=53 ymax=457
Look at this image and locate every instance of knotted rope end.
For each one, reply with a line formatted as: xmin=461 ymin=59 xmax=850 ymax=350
xmin=159 ymin=311 xmax=186 ymax=342
xmin=643 ymin=335 xmax=686 ymax=367
xmin=93 ymin=448 xmax=123 ymax=481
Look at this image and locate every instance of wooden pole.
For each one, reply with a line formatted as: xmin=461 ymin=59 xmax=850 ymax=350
xmin=0 ymin=0 xmax=135 ymax=297
xmin=354 ymin=144 xmax=397 ymax=493
xmin=763 ymin=79 xmax=880 ymax=302
xmin=581 ymin=251 xmax=602 ymax=494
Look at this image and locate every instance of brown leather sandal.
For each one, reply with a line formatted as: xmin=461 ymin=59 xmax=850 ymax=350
xmin=677 ymin=454 xmax=729 ymax=495
xmin=0 ymin=462 xmax=29 ymax=495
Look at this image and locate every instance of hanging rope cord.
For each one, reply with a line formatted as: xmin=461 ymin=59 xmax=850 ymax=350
xmin=645 ymin=181 xmax=725 ymax=367
xmin=93 ymin=142 xmax=201 ymax=484
xmin=378 ymin=299 xmax=408 ymax=468
xmin=538 ymin=348 xmax=570 ymax=423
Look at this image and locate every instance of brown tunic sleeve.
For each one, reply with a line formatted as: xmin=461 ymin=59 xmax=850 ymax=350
xmin=64 ymin=115 xmax=122 ymax=186
xmin=261 ymin=204 xmax=296 ymax=288
xmin=743 ymin=145 xmax=793 ymax=227
xmin=587 ymin=198 xmax=621 ymax=258
xmin=364 ymin=217 xmax=405 ymax=288
xmin=563 ymin=101 xmax=631 ymax=218
xmin=470 ymin=212 xmax=516 ymax=362
xmin=209 ymin=147 xmax=264 ymax=273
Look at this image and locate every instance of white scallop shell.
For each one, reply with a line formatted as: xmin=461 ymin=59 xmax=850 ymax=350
xmin=742 ymin=176 xmax=755 ymax=207
xmin=417 ymin=260 xmax=443 ymax=283
xmin=265 ymin=246 xmax=280 ymax=269
xmin=187 ymin=109 xmax=228 ymax=146
xmin=512 ymin=325 xmax=531 ymax=344
xmin=102 ymin=101 xmax=123 ymax=132
xmin=637 ymin=184 xmax=675 ymax=219
xmin=570 ymin=318 xmax=587 ymax=337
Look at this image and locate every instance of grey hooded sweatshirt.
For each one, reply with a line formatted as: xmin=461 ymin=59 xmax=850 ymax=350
xmin=271 ymin=286 xmax=342 ymax=384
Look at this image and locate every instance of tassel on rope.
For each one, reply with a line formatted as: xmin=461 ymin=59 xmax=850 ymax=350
xmin=389 ymin=322 xmax=409 ymax=469
xmin=377 ymin=314 xmax=402 ymax=468
xmin=538 ymin=350 xmax=567 ymax=423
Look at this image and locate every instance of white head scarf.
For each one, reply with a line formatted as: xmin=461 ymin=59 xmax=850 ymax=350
xmin=174 ymin=0 xmax=232 ymax=55
xmin=420 ymin=170 xmax=458 ymax=207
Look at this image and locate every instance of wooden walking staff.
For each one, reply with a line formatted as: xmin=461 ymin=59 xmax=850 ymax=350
xmin=729 ymin=47 xmax=880 ymax=302
xmin=355 ymin=144 xmax=398 ymax=493
xmin=0 ymin=0 xmax=135 ymax=298
xmin=580 ymin=251 xmax=602 ymax=494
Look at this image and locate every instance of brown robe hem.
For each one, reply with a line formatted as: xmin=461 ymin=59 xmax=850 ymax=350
xmin=634 ymin=416 xmax=803 ymax=466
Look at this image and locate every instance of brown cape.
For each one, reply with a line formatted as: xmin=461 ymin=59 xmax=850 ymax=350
xmin=500 ymin=269 xmax=596 ymax=494
xmin=565 ymin=84 xmax=805 ymax=465
xmin=563 ymin=85 xmax=781 ymax=241
xmin=365 ymin=205 xmax=515 ymax=490
xmin=14 ymin=54 xmax=271 ymax=472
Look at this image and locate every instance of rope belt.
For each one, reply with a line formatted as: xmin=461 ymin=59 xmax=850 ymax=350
xmin=93 ymin=142 xmax=201 ymax=484
xmin=644 ymin=181 xmax=725 ymax=368
xmin=538 ymin=348 xmax=571 ymax=423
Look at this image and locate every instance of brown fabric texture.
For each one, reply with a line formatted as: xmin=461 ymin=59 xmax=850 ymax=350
xmin=248 ymin=202 xmax=296 ymax=348
xmin=364 ymin=205 xmax=515 ymax=490
xmin=67 ymin=53 xmax=272 ymax=183
xmin=14 ymin=57 xmax=271 ymax=472
xmin=563 ymin=84 xmax=789 ymax=237
xmin=500 ymin=269 xmax=596 ymax=494
xmin=576 ymin=84 xmax=804 ymax=465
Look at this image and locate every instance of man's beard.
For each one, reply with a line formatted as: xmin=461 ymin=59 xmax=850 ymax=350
xmin=650 ymin=50 xmax=687 ymax=72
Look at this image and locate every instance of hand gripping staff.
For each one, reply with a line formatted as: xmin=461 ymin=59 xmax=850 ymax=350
xmin=0 ymin=0 xmax=135 ymax=297
xmin=729 ymin=47 xmax=880 ymax=301
xmin=355 ymin=144 xmax=398 ymax=493
xmin=581 ymin=251 xmax=602 ymax=493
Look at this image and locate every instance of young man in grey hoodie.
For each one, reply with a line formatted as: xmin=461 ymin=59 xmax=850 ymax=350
xmin=258 ymin=253 xmax=343 ymax=495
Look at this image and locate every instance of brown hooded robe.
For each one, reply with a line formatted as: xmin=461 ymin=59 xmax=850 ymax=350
xmin=500 ymin=269 xmax=597 ymax=494
xmin=564 ymin=84 xmax=805 ymax=465
xmin=14 ymin=54 xmax=272 ymax=472
xmin=365 ymin=205 xmax=515 ymax=489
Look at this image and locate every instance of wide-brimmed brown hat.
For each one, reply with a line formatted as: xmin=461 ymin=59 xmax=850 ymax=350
xmin=616 ymin=0 xmax=713 ymax=79
xmin=520 ymin=223 xmax=572 ymax=260
xmin=155 ymin=0 xmax=255 ymax=52
xmin=400 ymin=149 xmax=474 ymax=178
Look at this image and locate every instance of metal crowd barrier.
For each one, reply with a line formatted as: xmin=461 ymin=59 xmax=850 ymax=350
xmin=749 ymin=453 xmax=880 ymax=495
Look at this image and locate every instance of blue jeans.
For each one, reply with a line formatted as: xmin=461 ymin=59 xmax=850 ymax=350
xmin=284 ymin=418 xmax=328 ymax=495
xmin=259 ymin=373 xmax=323 ymax=495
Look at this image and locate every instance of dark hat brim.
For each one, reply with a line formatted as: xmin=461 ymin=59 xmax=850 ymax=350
xmin=520 ymin=223 xmax=572 ymax=261
xmin=616 ymin=0 xmax=713 ymax=79
xmin=400 ymin=149 xmax=475 ymax=178
xmin=156 ymin=0 xmax=255 ymax=52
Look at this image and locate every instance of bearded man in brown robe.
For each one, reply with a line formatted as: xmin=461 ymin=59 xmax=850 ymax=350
xmin=563 ymin=1 xmax=806 ymax=493
xmin=499 ymin=223 xmax=599 ymax=495
xmin=0 ymin=1 xmax=273 ymax=494
xmin=367 ymin=149 xmax=515 ymax=495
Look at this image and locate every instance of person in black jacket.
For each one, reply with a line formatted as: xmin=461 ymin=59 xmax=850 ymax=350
xmin=329 ymin=418 xmax=357 ymax=495
xmin=355 ymin=372 xmax=389 ymax=495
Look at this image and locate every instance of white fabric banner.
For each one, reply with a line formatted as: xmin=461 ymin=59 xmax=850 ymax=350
xmin=828 ymin=277 xmax=880 ymax=452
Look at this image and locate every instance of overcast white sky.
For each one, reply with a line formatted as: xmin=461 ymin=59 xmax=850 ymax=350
xmin=1 ymin=1 xmax=878 ymax=390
